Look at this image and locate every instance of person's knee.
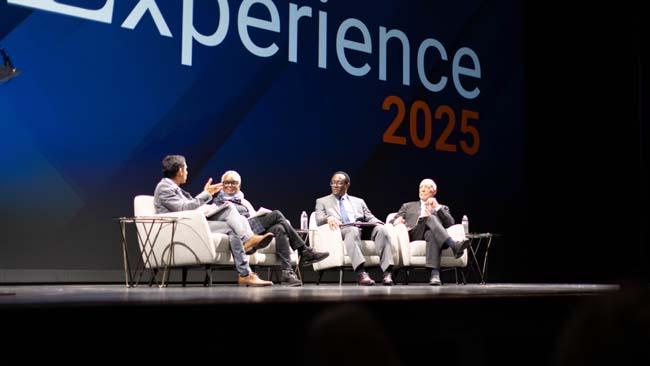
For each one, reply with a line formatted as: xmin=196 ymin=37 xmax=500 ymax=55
xmin=273 ymin=224 xmax=287 ymax=236
xmin=425 ymin=215 xmax=438 ymax=225
xmin=349 ymin=229 xmax=361 ymax=240
xmin=373 ymin=227 xmax=389 ymax=241
xmin=272 ymin=210 xmax=285 ymax=219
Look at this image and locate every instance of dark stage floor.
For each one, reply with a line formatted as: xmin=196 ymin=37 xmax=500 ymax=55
xmin=0 ymin=283 xmax=620 ymax=306
xmin=2 ymin=283 xmax=647 ymax=366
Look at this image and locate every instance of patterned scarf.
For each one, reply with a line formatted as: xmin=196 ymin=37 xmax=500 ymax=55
xmin=215 ymin=190 xmax=250 ymax=217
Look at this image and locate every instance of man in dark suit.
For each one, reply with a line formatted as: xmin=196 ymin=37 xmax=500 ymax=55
xmin=315 ymin=171 xmax=395 ymax=286
xmin=390 ymin=179 xmax=469 ymax=285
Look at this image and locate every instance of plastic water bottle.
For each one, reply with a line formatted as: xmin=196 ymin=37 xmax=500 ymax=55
xmin=300 ymin=211 xmax=308 ymax=230
xmin=462 ymin=215 xmax=469 ymax=235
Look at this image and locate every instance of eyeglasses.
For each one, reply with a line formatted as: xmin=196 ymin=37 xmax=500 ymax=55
xmin=223 ymin=180 xmax=240 ymax=186
xmin=330 ymin=181 xmax=347 ymax=187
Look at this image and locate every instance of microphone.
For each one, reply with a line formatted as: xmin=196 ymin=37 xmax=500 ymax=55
xmin=0 ymin=48 xmax=21 ymax=84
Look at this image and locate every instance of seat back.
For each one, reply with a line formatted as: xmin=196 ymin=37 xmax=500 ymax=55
xmin=131 ymin=195 xmax=217 ymax=268
xmin=134 ymin=195 xmax=155 ymax=216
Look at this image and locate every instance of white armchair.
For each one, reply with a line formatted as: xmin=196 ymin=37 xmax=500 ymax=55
xmin=387 ymin=212 xmax=468 ymax=284
xmin=132 ymin=195 xmax=296 ymax=285
xmin=309 ymin=212 xmax=400 ymax=285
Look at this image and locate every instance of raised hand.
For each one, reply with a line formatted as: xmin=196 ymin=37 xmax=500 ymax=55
xmin=204 ymin=178 xmax=223 ymax=195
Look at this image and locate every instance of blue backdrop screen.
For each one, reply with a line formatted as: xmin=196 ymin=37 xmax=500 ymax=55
xmin=1 ymin=0 xmax=523 ymax=271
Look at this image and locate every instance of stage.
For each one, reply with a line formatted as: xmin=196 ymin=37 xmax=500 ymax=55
xmin=3 ymin=283 xmax=642 ymax=366
xmin=0 ymin=283 xmax=619 ymax=306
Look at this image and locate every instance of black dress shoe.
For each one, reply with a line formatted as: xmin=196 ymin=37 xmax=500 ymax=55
xmin=429 ymin=271 xmax=442 ymax=286
xmin=300 ymin=248 xmax=330 ymax=266
xmin=451 ymin=239 xmax=470 ymax=259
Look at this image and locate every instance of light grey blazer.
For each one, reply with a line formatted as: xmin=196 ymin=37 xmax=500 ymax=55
xmin=153 ymin=178 xmax=212 ymax=214
xmin=314 ymin=193 xmax=382 ymax=226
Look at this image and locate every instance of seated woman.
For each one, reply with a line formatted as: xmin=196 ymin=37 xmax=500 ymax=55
xmin=213 ymin=170 xmax=329 ymax=286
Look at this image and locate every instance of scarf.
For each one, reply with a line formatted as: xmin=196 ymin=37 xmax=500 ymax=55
xmin=215 ymin=190 xmax=250 ymax=217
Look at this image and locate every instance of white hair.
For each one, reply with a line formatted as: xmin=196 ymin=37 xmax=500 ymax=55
xmin=221 ymin=170 xmax=241 ymax=184
xmin=419 ymin=178 xmax=437 ymax=191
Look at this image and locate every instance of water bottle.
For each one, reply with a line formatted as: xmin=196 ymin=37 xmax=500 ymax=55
xmin=462 ymin=215 xmax=469 ymax=235
xmin=300 ymin=211 xmax=308 ymax=230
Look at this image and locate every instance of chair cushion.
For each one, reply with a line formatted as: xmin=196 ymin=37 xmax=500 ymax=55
xmin=210 ymin=232 xmax=231 ymax=253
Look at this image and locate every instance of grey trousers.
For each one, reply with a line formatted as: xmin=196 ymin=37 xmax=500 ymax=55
xmin=207 ymin=205 xmax=254 ymax=277
xmin=341 ymin=225 xmax=394 ymax=273
xmin=409 ymin=215 xmax=451 ymax=269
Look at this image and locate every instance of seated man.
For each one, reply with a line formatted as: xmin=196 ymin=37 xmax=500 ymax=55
xmin=153 ymin=155 xmax=274 ymax=287
xmin=390 ymin=178 xmax=469 ymax=285
xmin=213 ymin=170 xmax=329 ymax=286
xmin=315 ymin=171 xmax=395 ymax=286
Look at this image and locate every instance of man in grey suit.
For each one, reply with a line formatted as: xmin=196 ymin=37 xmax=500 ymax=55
xmin=315 ymin=171 xmax=395 ymax=286
xmin=390 ymin=179 xmax=469 ymax=285
xmin=153 ymin=155 xmax=274 ymax=287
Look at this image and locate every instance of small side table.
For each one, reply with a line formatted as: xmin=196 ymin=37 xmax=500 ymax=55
xmin=466 ymin=232 xmax=500 ymax=284
xmin=115 ymin=216 xmax=183 ymax=288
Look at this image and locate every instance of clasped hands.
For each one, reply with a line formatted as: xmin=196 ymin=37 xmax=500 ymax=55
xmin=393 ymin=197 xmax=439 ymax=225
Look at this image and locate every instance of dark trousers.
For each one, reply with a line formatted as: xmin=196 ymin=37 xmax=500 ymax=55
xmin=409 ymin=215 xmax=450 ymax=269
xmin=256 ymin=210 xmax=306 ymax=270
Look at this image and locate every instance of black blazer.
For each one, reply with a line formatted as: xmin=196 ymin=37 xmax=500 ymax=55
xmin=391 ymin=201 xmax=455 ymax=229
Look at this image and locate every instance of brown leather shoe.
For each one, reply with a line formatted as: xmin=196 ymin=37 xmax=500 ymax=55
xmin=382 ymin=272 xmax=395 ymax=286
xmin=243 ymin=232 xmax=274 ymax=255
xmin=237 ymin=272 xmax=273 ymax=287
xmin=358 ymin=272 xmax=375 ymax=286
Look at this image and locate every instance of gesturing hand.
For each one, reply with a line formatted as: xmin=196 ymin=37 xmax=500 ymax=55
xmin=204 ymin=178 xmax=223 ymax=196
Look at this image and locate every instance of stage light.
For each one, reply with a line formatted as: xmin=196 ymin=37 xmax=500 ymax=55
xmin=0 ymin=48 xmax=21 ymax=84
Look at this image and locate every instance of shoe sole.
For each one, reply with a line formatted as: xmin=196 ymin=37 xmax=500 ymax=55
xmin=240 ymin=282 xmax=273 ymax=287
xmin=429 ymin=282 xmax=442 ymax=286
xmin=300 ymin=253 xmax=330 ymax=266
xmin=244 ymin=234 xmax=275 ymax=255
xmin=282 ymin=282 xmax=303 ymax=287
xmin=454 ymin=240 xmax=471 ymax=259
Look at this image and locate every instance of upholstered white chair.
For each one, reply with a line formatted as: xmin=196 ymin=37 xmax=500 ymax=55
xmin=133 ymin=195 xmax=296 ymax=286
xmin=309 ymin=212 xmax=400 ymax=285
xmin=386 ymin=212 xmax=468 ymax=284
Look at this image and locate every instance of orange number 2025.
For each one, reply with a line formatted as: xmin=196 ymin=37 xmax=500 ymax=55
xmin=382 ymin=95 xmax=480 ymax=156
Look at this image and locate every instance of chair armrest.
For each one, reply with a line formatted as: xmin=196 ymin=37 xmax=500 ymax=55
xmin=134 ymin=209 xmax=216 ymax=267
xmin=446 ymin=224 xmax=466 ymax=241
xmin=312 ymin=223 xmax=345 ymax=271
xmin=392 ymin=223 xmax=411 ymax=266
xmin=382 ymin=223 xmax=401 ymax=267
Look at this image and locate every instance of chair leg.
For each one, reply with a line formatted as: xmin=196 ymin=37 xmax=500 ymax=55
xmin=316 ymin=270 xmax=324 ymax=285
xmin=149 ymin=269 xmax=158 ymax=287
xmin=182 ymin=268 xmax=188 ymax=287
xmin=203 ymin=266 xmax=212 ymax=287
xmin=339 ymin=269 xmax=343 ymax=286
xmin=405 ymin=269 xmax=410 ymax=285
xmin=461 ymin=269 xmax=467 ymax=285
xmin=454 ymin=268 xmax=458 ymax=285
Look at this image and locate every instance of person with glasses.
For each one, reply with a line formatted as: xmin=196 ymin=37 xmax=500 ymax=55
xmin=389 ymin=179 xmax=470 ymax=285
xmin=314 ymin=171 xmax=396 ymax=286
xmin=213 ymin=170 xmax=330 ymax=286
xmin=153 ymin=155 xmax=274 ymax=287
